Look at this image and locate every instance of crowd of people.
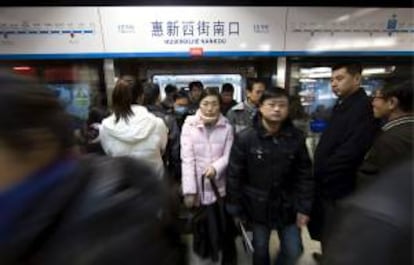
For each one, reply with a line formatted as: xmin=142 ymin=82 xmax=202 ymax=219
xmin=0 ymin=61 xmax=412 ymax=265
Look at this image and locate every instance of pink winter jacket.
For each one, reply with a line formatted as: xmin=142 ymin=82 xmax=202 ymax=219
xmin=181 ymin=111 xmax=234 ymax=205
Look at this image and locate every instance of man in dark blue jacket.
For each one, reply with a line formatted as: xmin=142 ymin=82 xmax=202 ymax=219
xmin=226 ymin=87 xmax=313 ymax=265
xmin=308 ymin=62 xmax=378 ymax=262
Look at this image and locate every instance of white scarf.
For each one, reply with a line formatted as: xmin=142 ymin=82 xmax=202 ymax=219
xmin=197 ymin=110 xmax=219 ymax=125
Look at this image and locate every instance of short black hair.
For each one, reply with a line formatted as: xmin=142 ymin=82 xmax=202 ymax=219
xmin=332 ymin=62 xmax=363 ymax=76
xmin=143 ymin=82 xmax=161 ymax=106
xmin=188 ymin=81 xmax=203 ymax=91
xmin=87 ymin=107 xmax=110 ymax=126
xmin=259 ymin=86 xmax=290 ymax=106
xmin=164 ymin=84 xmax=178 ymax=95
xmin=0 ymin=71 xmax=73 ymax=153
xmin=381 ymin=79 xmax=413 ymax=112
xmin=221 ymin=83 xmax=234 ymax=93
xmin=246 ymin=78 xmax=266 ymax=92
xmin=173 ymin=90 xmax=190 ymax=102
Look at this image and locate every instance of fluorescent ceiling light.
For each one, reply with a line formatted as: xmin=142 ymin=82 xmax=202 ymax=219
xmin=300 ymin=67 xmax=331 ymax=75
xmin=299 ymin=78 xmax=317 ymax=83
xmin=13 ymin=66 xmax=32 ymax=71
xmin=307 ymin=72 xmax=332 ymax=78
xmin=362 ymin=66 xmax=395 ymax=75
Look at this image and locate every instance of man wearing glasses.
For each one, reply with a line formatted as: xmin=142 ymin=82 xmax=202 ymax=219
xmin=357 ymin=80 xmax=413 ymax=188
xmin=226 ymin=87 xmax=313 ymax=265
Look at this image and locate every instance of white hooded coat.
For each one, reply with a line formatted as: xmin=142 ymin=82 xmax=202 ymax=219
xmin=100 ymin=105 xmax=168 ymax=178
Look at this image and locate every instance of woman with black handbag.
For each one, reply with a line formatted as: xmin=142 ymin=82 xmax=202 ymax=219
xmin=181 ymin=88 xmax=236 ymax=265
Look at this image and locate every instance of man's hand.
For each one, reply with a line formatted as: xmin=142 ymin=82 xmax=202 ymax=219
xmin=296 ymin=212 xmax=310 ymax=228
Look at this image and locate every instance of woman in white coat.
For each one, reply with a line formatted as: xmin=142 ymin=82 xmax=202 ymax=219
xmin=100 ymin=80 xmax=168 ymax=178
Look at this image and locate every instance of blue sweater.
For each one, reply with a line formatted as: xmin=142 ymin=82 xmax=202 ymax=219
xmin=0 ymin=159 xmax=77 ymax=242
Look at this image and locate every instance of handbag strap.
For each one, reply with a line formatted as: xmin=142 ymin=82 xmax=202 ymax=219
xmin=201 ymin=173 xmax=222 ymax=203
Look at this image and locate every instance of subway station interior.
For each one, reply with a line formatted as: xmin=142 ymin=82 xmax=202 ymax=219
xmin=0 ymin=1 xmax=412 ymax=265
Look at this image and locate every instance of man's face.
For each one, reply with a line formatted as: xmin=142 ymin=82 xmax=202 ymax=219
xmin=259 ymin=96 xmax=289 ymax=123
xmin=190 ymin=86 xmax=203 ymax=102
xmin=221 ymin=91 xmax=234 ymax=104
xmin=371 ymin=90 xmax=391 ymax=119
xmin=331 ymin=67 xmax=360 ymax=99
xmin=247 ymin=83 xmax=265 ymax=106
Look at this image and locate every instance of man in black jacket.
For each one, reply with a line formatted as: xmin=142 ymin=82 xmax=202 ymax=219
xmin=357 ymin=79 xmax=413 ymax=189
xmin=308 ymin=62 xmax=378 ymax=262
xmin=143 ymin=82 xmax=181 ymax=183
xmin=220 ymin=83 xmax=238 ymax=115
xmin=0 ymin=71 xmax=185 ymax=265
xmin=226 ymin=87 xmax=313 ymax=265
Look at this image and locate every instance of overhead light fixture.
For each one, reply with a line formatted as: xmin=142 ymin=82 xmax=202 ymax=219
xmin=362 ymin=66 xmax=395 ymax=75
xmin=362 ymin=68 xmax=386 ymax=75
xmin=13 ymin=66 xmax=32 ymax=71
xmin=300 ymin=67 xmax=331 ymax=75
xmin=299 ymin=78 xmax=317 ymax=83
xmin=308 ymin=73 xmax=332 ymax=78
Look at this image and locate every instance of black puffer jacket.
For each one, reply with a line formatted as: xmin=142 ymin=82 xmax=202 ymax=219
xmin=146 ymin=104 xmax=181 ymax=182
xmin=0 ymin=156 xmax=185 ymax=265
xmin=226 ymin=116 xmax=313 ymax=227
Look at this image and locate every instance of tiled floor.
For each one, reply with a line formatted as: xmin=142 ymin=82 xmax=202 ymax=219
xmin=185 ymin=227 xmax=321 ymax=265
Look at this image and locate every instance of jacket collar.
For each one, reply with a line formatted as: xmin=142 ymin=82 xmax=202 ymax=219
xmin=253 ymin=113 xmax=294 ymax=139
xmin=382 ymin=115 xmax=414 ymax=131
xmin=232 ymin=100 xmax=256 ymax=112
xmin=146 ymin=104 xmax=164 ymax=113
xmin=334 ymin=87 xmax=367 ymax=112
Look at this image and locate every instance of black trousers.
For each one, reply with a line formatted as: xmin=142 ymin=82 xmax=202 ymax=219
xmin=309 ymin=196 xmax=338 ymax=252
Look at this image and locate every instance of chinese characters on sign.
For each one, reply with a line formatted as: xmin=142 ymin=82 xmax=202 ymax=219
xmin=151 ymin=20 xmax=240 ymax=45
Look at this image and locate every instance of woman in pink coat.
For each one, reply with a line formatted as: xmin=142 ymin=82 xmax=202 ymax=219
xmin=180 ymin=87 xmax=235 ymax=264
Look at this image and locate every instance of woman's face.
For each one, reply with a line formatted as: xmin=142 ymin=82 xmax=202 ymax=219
xmin=199 ymin=95 xmax=220 ymax=118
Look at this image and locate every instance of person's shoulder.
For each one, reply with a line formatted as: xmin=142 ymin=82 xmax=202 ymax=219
xmin=289 ymin=123 xmax=306 ymax=139
xmin=230 ymin=102 xmax=245 ymax=111
xmin=182 ymin=114 xmax=198 ymax=126
xmin=62 ymin=156 xmax=184 ymax=265
xmin=353 ymin=89 xmax=372 ymax=107
xmin=77 ymin=155 xmax=164 ymax=206
xmin=236 ymin=126 xmax=256 ymax=140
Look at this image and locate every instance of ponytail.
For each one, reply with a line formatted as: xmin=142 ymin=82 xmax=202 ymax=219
xmin=112 ymin=79 xmax=143 ymax=123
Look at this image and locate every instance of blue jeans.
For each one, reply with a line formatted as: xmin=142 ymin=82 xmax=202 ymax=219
xmin=252 ymin=223 xmax=303 ymax=265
